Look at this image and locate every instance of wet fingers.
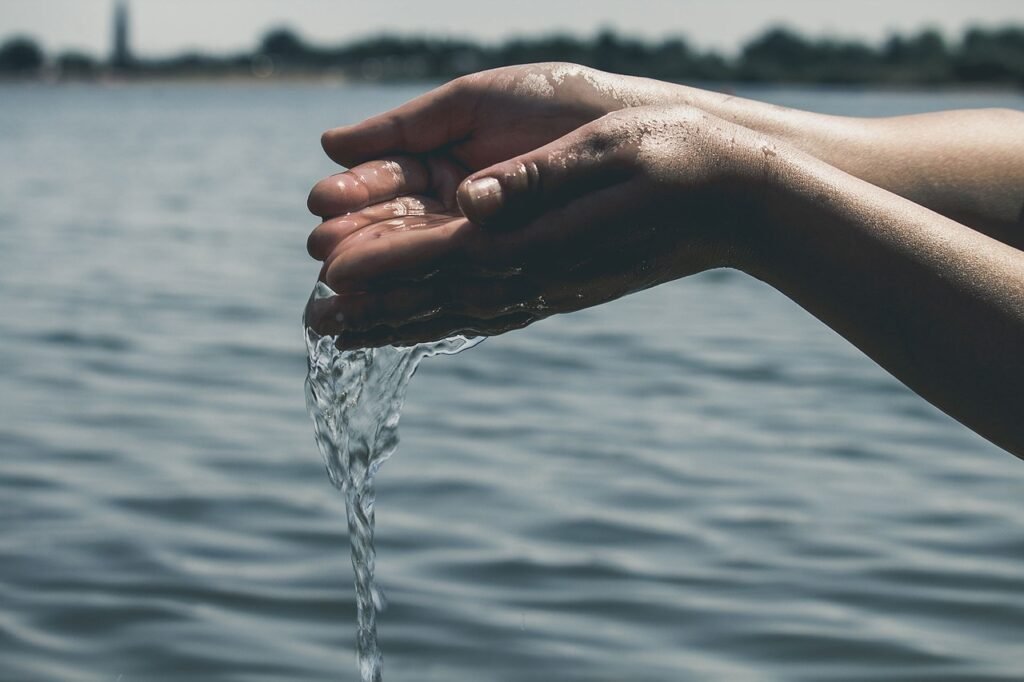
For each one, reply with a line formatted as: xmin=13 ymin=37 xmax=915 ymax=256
xmin=323 ymin=215 xmax=481 ymax=287
xmin=307 ymin=195 xmax=446 ymax=260
xmin=307 ymin=156 xmax=431 ymax=218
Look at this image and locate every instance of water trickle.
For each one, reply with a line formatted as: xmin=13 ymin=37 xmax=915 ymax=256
xmin=303 ymin=282 xmax=480 ymax=681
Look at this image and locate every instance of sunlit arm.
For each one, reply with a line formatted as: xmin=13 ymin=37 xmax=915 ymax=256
xmin=664 ymin=86 xmax=1024 ymax=246
xmin=305 ymin=66 xmax=1024 ymax=459
xmin=745 ymin=146 xmax=1024 ymax=459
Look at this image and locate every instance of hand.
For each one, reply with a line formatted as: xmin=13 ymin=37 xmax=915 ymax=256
xmin=318 ymin=62 xmax=681 ymax=169
xmin=307 ymin=62 xmax=680 ymax=221
xmin=305 ymin=105 xmax=776 ymax=348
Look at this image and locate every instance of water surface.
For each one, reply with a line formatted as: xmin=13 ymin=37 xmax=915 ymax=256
xmin=1 ymin=82 xmax=1022 ymax=681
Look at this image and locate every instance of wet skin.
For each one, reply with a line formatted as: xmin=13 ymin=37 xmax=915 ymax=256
xmin=305 ymin=63 xmax=1024 ymax=458
xmin=306 ymin=105 xmax=767 ymax=347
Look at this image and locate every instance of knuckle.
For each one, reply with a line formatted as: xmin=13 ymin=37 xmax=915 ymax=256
xmin=520 ymin=159 xmax=543 ymax=196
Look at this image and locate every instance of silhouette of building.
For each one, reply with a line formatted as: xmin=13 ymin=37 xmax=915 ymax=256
xmin=111 ymin=1 xmax=132 ymax=69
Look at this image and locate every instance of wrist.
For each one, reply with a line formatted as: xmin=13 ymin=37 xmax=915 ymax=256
xmin=738 ymin=139 xmax=884 ymax=294
xmin=726 ymin=137 xmax=823 ymax=280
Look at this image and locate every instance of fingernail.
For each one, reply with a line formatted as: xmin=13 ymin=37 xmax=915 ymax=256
xmin=464 ymin=177 xmax=503 ymax=222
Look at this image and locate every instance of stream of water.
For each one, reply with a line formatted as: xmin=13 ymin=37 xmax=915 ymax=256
xmin=5 ymin=84 xmax=1023 ymax=682
xmin=303 ymin=282 xmax=480 ymax=681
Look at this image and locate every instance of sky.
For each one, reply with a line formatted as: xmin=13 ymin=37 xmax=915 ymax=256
xmin=3 ymin=0 xmax=1023 ymax=58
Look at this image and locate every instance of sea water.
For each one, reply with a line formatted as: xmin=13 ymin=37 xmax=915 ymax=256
xmin=303 ymin=282 xmax=480 ymax=681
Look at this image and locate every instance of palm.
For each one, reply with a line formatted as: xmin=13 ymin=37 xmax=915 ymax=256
xmin=306 ymin=72 xmax=743 ymax=348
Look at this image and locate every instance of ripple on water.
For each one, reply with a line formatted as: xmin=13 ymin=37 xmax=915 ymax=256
xmin=4 ymin=85 xmax=1024 ymax=681
xmin=33 ymin=328 xmax=135 ymax=352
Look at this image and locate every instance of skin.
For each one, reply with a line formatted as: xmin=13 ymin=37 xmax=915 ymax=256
xmin=309 ymin=63 xmax=1024 ymax=243
xmin=305 ymin=63 xmax=1024 ymax=459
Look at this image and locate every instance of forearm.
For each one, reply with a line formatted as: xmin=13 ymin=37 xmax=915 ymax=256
xmin=654 ymin=82 xmax=1024 ymax=244
xmin=743 ymin=148 xmax=1024 ymax=459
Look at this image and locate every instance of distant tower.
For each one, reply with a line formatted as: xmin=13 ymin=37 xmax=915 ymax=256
xmin=111 ymin=1 xmax=132 ymax=69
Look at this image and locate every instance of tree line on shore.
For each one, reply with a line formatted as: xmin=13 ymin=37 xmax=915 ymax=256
xmin=2 ymin=24 xmax=1023 ymax=86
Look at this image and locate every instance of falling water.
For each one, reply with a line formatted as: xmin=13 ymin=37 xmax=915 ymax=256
xmin=303 ymin=282 xmax=480 ymax=681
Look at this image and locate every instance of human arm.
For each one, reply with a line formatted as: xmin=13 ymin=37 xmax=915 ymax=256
xmin=748 ymin=140 xmax=1024 ymax=459
xmin=313 ymin=63 xmax=1024 ymax=246
xmin=306 ymin=104 xmax=1024 ymax=459
xmin=661 ymin=87 xmax=1024 ymax=245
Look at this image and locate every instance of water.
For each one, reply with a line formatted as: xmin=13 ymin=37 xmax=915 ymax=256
xmin=303 ymin=282 xmax=479 ymax=681
xmin=1 ymin=82 xmax=1023 ymax=681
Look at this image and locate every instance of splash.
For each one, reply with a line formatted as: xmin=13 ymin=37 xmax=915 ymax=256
xmin=303 ymin=282 xmax=480 ymax=681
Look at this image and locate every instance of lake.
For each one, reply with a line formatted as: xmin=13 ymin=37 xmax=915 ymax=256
xmin=1 ymin=81 xmax=1022 ymax=681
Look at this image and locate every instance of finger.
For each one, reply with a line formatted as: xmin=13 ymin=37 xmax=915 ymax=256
xmin=307 ymin=195 xmax=445 ymax=261
xmin=455 ymin=118 xmax=632 ymax=227
xmin=323 ymin=173 xmax=646 ymax=290
xmin=324 ymin=216 xmax=480 ymax=289
xmin=307 ymin=156 xmax=431 ymax=218
xmin=321 ymin=80 xmax=473 ymax=167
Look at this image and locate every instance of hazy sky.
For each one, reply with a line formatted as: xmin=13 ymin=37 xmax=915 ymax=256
xmin=4 ymin=0 xmax=1023 ymax=57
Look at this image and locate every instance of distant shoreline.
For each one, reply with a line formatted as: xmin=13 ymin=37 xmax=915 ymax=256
xmin=4 ymin=25 xmax=1024 ymax=93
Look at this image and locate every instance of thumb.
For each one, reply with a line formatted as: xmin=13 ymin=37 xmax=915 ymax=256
xmin=456 ymin=125 xmax=624 ymax=228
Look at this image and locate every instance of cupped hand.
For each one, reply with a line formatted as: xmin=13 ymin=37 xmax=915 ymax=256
xmin=307 ymin=63 xmax=680 ymax=220
xmin=305 ymin=105 xmax=778 ymax=348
